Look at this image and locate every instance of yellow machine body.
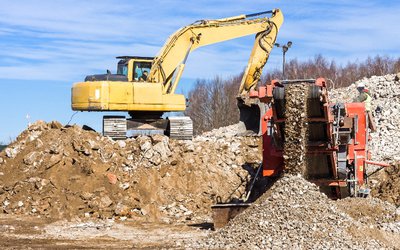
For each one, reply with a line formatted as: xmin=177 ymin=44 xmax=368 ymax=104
xmin=72 ymin=81 xmax=186 ymax=112
xmin=71 ymin=10 xmax=284 ymax=114
xmin=72 ymin=56 xmax=186 ymax=112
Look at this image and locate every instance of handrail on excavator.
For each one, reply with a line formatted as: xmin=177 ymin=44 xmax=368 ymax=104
xmin=245 ymin=10 xmax=275 ymax=18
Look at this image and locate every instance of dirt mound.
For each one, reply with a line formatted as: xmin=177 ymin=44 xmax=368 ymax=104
xmin=192 ymin=174 xmax=400 ymax=249
xmin=0 ymin=121 xmax=261 ymax=222
xmin=282 ymin=84 xmax=309 ymax=175
xmin=371 ymin=163 xmax=400 ymax=206
xmin=336 ymin=197 xmax=399 ymax=225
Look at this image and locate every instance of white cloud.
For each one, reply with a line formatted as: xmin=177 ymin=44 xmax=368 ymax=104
xmin=0 ymin=0 xmax=399 ymax=82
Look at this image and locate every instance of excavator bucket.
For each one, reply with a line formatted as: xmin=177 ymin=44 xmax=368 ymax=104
xmin=211 ymin=203 xmax=251 ymax=229
xmin=237 ymin=98 xmax=266 ymax=135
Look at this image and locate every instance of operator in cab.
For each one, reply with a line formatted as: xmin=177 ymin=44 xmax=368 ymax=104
xmin=139 ymin=70 xmax=149 ymax=81
xmin=353 ymin=82 xmax=376 ymax=132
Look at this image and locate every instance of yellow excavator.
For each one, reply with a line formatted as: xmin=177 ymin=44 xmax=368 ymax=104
xmin=71 ymin=9 xmax=283 ymax=139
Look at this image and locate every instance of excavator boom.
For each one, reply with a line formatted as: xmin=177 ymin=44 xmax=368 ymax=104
xmin=149 ymin=9 xmax=283 ymax=94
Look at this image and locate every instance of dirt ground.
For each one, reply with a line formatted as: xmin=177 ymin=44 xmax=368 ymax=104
xmin=0 ymin=214 xmax=210 ymax=249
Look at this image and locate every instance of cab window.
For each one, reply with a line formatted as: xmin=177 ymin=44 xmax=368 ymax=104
xmin=134 ymin=61 xmax=152 ymax=81
xmin=117 ymin=61 xmax=128 ymax=76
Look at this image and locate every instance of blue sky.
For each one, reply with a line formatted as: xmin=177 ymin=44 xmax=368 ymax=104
xmin=1 ymin=0 xmax=399 ymax=142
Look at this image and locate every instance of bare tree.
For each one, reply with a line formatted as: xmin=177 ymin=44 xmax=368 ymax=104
xmin=185 ymin=75 xmax=241 ymax=134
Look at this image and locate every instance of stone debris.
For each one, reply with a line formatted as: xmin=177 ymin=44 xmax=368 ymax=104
xmin=330 ymin=74 xmax=400 ymax=164
xmin=282 ymin=84 xmax=309 ymax=175
xmin=192 ymin=175 xmax=399 ymax=249
xmin=0 ymin=121 xmax=261 ymax=222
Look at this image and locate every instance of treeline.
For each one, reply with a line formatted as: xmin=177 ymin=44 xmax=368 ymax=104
xmin=185 ymin=55 xmax=400 ymax=134
xmin=185 ymin=75 xmax=242 ymax=135
xmin=264 ymin=55 xmax=400 ymax=89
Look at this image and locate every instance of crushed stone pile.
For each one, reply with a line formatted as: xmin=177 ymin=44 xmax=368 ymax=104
xmin=192 ymin=174 xmax=400 ymax=249
xmin=0 ymin=121 xmax=261 ymax=222
xmin=282 ymin=84 xmax=309 ymax=175
xmin=330 ymin=74 xmax=400 ymax=164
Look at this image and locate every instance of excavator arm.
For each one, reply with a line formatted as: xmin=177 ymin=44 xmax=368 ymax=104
xmin=238 ymin=16 xmax=280 ymax=95
xmin=149 ymin=9 xmax=283 ymax=95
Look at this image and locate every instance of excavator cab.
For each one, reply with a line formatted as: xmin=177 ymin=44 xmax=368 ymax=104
xmin=115 ymin=56 xmax=153 ymax=81
xmin=83 ymin=56 xmax=153 ymax=82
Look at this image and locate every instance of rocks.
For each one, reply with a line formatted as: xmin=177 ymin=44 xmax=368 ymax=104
xmin=330 ymin=74 xmax=400 ymax=164
xmin=45 ymin=154 xmax=62 ymax=169
xmin=50 ymin=120 xmax=63 ymax=129
xmin=139 ymin=138 xmax=152 ymax=152
xmin=72 ymin=139 xmax=91 ymax=156
xmin=283 ymin=84 xmax=309 ymax=175
xmin=193 ymin=175 xmax=394 ymax=249
xmin=119 ymin=182 xmax=130 ymax=190
xmin=28 ymin=120 xmax=48 ymax=132
xmin=114 ymin=202 xmax=130 ymax=216
xmin=182 ymin=140 xmax=195 ymax=152
xmin=23 ymin=151 xmax=39 ymax=165
xmin=117 ymin=140 xmax=126 ymax=148
xmin=106 ymin=173 xmax=118 ymax=184
xmin=5 ymin=147 xmax=19 ymax=159
xmin=100 ymin=195 xmax=113 ymax=209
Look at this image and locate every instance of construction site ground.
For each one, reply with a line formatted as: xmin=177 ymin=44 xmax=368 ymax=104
xmin=0 ymin=214 xmax=207 ymax=249
xmin=1 ymin=74 xmax=400 ymax=249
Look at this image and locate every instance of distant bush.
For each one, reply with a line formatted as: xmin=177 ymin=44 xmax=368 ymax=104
xmin=0 ymin=145 xmax=7 ymax=152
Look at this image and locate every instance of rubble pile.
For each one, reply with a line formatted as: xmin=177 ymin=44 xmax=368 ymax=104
xmin=282 ymin=84 xmax=309 ymax=175
xmin=0 ymin=121 xmax=261 ymax=222
xmin=330 ymin=74 xmax=400 ymax=163
xmin=193 ymin=174 xmax=400 ymax=249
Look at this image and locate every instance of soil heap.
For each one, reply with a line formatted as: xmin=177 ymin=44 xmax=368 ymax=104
xmin=371 ymin=163 xmax=400 ymax=206
xmin=0 ymin=121 xmax=261 ymax=222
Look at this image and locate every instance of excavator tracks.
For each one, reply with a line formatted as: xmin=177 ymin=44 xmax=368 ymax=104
xmin=102 ymin=115 xmax=193 ymax=140
xmin=168 ymin=116 xmax=193 ymax=140
xmin=103 ymin=116 xmax=127 ymax=140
